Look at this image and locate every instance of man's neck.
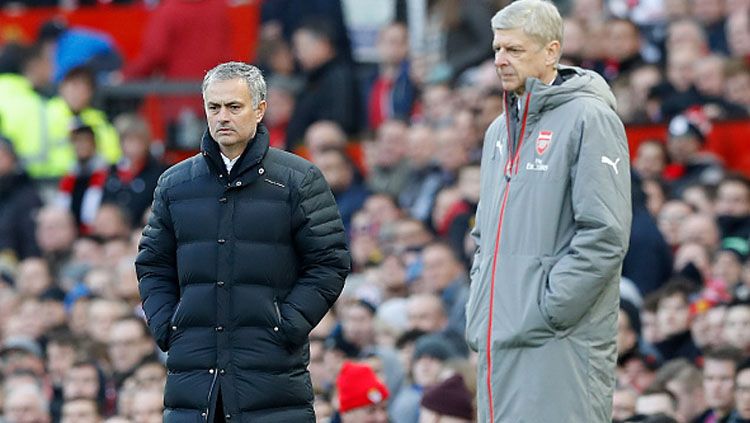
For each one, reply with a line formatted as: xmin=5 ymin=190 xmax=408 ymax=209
xmin=380 ymin=62 xmax=400 ymax=78
xmin=513 ymin=69 xmax=558 ymax=96
xmin=220 ymin=146 xmax=245 ymax=161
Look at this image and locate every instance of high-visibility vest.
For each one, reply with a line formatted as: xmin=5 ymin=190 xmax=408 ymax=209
xmin=46 ymin=97 xmax=121 ymax=174
xmin=0 ymin=74 xmax=55 ymax=178
xmin=0 ymin=74 xmax=122 ymax=179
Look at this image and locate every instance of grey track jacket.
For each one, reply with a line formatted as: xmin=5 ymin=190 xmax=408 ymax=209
xmin=466 ymin=66 xmax=632 ymax=422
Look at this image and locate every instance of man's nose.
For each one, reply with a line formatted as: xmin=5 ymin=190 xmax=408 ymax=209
xmin=495 ymin=50 xmax=509 ymax=67
xmin=217 ymin=107 xmax=231 ymax=121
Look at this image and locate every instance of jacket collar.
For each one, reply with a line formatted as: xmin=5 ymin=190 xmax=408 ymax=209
xmin=201 ymin=124 xmax=270 ymax=182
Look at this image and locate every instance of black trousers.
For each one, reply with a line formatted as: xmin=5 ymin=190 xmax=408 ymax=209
xmin=213 ymin=389 xmax=224 ymax=423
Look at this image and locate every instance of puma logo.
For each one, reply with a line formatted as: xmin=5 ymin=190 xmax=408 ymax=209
xmin=601 ymin=156 xmax=620 ymax=175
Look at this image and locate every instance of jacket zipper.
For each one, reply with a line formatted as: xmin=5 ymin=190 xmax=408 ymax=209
xmin=205 ymin=368 xmax=219 ymax=422
xmin=486 ymin=92 xmax=531 ymax=422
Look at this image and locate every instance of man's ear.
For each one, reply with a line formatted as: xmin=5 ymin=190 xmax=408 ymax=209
xmin=255 ymin=100 xmax=267 ymax=123
xmin=545 ymin=40 xmax=561 ymax=67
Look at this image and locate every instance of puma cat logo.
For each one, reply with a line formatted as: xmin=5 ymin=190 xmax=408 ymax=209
xmin=601 ymin=156 xmax=620 ymax=175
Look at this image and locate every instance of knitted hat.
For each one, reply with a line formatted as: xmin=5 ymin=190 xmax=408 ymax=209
xmin=420 ymin=374 xmax=474 ymax=420
xmin=336 ymin=361 xmax=389 ymax=413
xmin=413 ymin=334 xmax=456 ymax=362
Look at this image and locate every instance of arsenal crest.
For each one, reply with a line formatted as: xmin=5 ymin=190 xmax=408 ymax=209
xmin=536 ymin=131 xmax=552 ymax=156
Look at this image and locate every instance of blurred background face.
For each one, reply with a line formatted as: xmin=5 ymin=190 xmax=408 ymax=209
xmin=435 ymin=127 xmax=468 ymax=173
xmin=724 ymin=306 xmax=750 ymax=351
xmin=64 ymin=365 xmax=100 ymax=400
xmin=635 ymin=142 xmax=667 ymax=179
xmin=658 ymin=201 xmax=692 ymax=246
xmin=61 ymin=399 xmax=100 ymax=423
xmin=630 ymin=66 xmax=662 ymax=105
xmin=715 ymin=181 xmax=750 ymax=216
xmin=421 ymin=245 xmax=461 ymax=293
xmin=694 ymin=56 xmax=726 ymax=97
xmin=16 ymin=258 xmax=51 ymax=298
xmin=265 ymin=87 xmax=295 ymax=127
xmin=372 ymin=121 xmax=407 ymax=167
xmin=340 ymin=403 xmax=388 ymax=423
xmin=71 ymin=132 xmax=97 ymax=162
xmin=60 ymin=77 xmax=94 ymax=113
xmin=36 ymin=207 xmax=77 ymax=254
xmin=46 ymin=342 xmax=76 ymax=385
xmin=292 ymin=30 xmax=332 ymax=71
xmin=561 ymin=19 xmax=585 ymax=63
xmin=130 ymin=390 xmax=163 ymax=423
xmin=727 ymin=11 xmax=750 ymax=57
xmin=704 ymin=359 xmax=736 ymax=411
xmin=315 ymin=150 xmax=352 ymax=192
xmin=412 ymin=355 xmax=443 ymax=386
xmin=736 ymin=368 xmax=750 ymax=419
xmin=407 ymin=296 xmax=446 ymax=332
xmin=406 ymin=125 xmax=436 ymax=168
xmin=713 ymin=251 xmax=743 ymax=287
xmin=726 ymin=71 xmax=750 ymax=106
xmin=108 ymin=320 xmax=151 ymax=374
xmin=422 ymin=84 xmax=453 ymax=124
xmin=4 ymin=385 xmax=50 ymax=423
xmin=304 ymin=121 xmax=346 ymax=159
xmin=657 ymin=293 xmax=690 ymax=337
xmin=120 ymin=133 xmax=150 ymax=163
xmin=377 ymin=23 xmax=408 ymax=66
xmin=691 ymin=0 xmax=725 ymax=25
xmin=667 ymin=48 xmax=699 ymax=93
xmin=607 ymin=20 xmax=640 ymax=61
xmin=342 ymin=303 xmax=375 ymax=348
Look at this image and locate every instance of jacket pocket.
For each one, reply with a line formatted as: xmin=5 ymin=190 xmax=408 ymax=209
xmin=166 ymin=300 xmax=182 ymax=348
xmin=537 ymin=256 xmax=559 ymax=333
xmin=538 ymin=256 xmax=578 ymax=337
xmin=272 ymin=297 xmax=289 ymax=348
xmin=492 ymin=255 xmax=556 ymax=349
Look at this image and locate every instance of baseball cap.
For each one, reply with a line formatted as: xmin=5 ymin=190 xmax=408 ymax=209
xmin=668 ymin=115 xmax=705 ymax=144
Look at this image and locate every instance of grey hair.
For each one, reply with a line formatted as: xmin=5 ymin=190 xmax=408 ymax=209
xmin=202 ymin=62 xmax=267 ymax=108
xmin=491 ymin=0 xmax=563 ymax=50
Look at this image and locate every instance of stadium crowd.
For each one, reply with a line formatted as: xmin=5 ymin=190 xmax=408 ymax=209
xmin=0 ymin=0 xmax=749 ymax=422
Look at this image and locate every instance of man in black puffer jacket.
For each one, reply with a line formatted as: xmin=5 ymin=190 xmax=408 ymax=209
xmin=135 ymin=62 xmax=350 ymax=423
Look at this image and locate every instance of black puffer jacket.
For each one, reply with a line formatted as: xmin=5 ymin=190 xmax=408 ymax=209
xmin=135 ymin=125 xmax=350 ymax=422
xmin=0 ymin=169 xmax=42 ymax=260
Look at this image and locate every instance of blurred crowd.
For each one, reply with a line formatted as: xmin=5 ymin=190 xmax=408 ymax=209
xmin=0 ymin=0 xmax=749 ymax=422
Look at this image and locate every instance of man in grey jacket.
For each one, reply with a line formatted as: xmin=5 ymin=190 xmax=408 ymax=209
xmin=465 ymin=1 xmax=632 ymax=421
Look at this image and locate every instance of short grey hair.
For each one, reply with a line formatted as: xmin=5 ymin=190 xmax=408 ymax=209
xmin=202 ymin=62 xmax=267 ymax=108
xmin=491 ymin=0 xmax=563 ymax=49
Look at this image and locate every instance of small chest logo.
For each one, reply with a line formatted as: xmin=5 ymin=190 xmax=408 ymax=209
xmin=536 ymin=130 xmax=552 ymax=156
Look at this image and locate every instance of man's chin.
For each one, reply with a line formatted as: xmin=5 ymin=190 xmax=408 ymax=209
xmin=500 ymin=81 xmax=519 ymax=93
